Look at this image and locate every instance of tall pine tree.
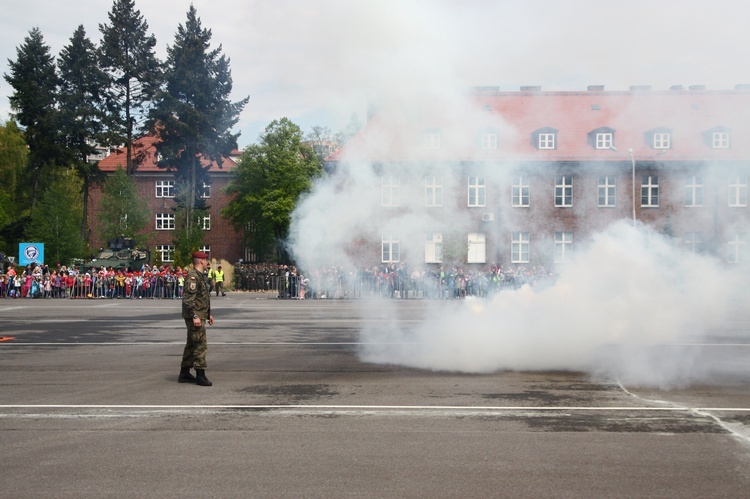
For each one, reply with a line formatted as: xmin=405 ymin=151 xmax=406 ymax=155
xmin=3 ymin=27 xmax=63 ymax=216
xmin=58 ymin=25 xmax=108 ymax=242
xmin=149 ymin=5 xmax=247 ymax=255
xmin=98 ymin=0 xmax=161 ymax=175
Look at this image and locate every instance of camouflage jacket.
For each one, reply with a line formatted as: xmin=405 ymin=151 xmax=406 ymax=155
xmin=182 ymin=267 xmax=211 ymax=319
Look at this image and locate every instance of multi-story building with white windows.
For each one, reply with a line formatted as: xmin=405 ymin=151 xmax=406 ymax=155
xmin=325 ymin=85 xmax=750 ymax=269
xmin=87 ymin=135 xmax=244 ymax=264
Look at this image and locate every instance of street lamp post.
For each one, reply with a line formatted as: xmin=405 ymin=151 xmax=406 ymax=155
xmin=628 ymin=148 xmax=636 ymax=227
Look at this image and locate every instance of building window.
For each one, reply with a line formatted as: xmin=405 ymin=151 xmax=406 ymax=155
xmin=425 ymin=176 xmax=443 ymax=207
xmin=382 ymin=234 xmax=399 ymax=263
xmin=712 ymin=132 xmax=730 ymax=149
xmin=199 ymin=245 xmax=211 ymax=256
xmin=200 ymin=182 xmax=211 ymax=199
xmin=468 ymin=176 xmax=486 ymax=207
xmin=653 ymin=132 xmax=671 ymax=149
xmin=538 ymin=133 xmax=556 ymax=150
xmin=201 ymin=213 xmax=211 ymax=230
xmin=682 ymin=232 xmax=704 ymax=253
xmin=532 ymin=127 xmax=558 ymax=150
xmin=423 ymin=130 xmax=441 ymax=149
xmin=156 ymin=213 xmax=175 ymax=230
xmin=555 ymin=176 xmax=573 ymax=207
xmin=425 ymin=233 xmax=443 ymax=263
xmin=641 ymin=175 xmax=659 ymax=207
xmin=595 ymin=132 xmax=613 ymax=150
xmin=554 ymin=231 xmax=572 ymax=263
xmin=729 ymin=176 xmax=747 ymax=207
xmin=512 ymin=176 xmax=530 ymax=207
xmin=155 ymin=180 xmax=175 ymax=198
xmin=155 ymin=245 xmax=175 ymax=262
xmin=480 ymin=132 xmax=498 ymax=149
xmin=728 ymin=233 xmax=747 ymax=264
xmin=685 ymin=176 xmax=704 ymax=207
xmin=382 ymin=176 xmax=400 ymax=206
xmin=511 ymin=232 xmax=530 ymax=263
xmin=467 ymin=232 xmax=486 ymax=263
xmin=598 ymin=176 xmax=616 ymax=207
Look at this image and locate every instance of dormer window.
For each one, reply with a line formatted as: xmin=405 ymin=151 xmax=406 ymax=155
xmin=588 ymin=127 xmax=615 ymax=150
xmin=703 ymin=126 xmax=731 ymax=149
xmin=596 ymin=132 xmax=613 ymax=149
xmin=532 ymin=127 xmax=558 ymax=150
xmin=480 ymin=132 xmax=498 ymax=149
xmin=645 ymin=127 xmax=672 ymax=150
xmin=423 ymin=129 xmax=441 ymax=149
xmin=713 ymin=131 xmax=730 ymax=148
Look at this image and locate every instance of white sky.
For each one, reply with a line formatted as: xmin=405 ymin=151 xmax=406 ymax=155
xmin=2 ymin=0 xmax=750 ymax=148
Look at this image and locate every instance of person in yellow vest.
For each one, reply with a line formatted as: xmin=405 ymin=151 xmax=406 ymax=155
xmin=213 ymin=265 xmax=226 ymax=296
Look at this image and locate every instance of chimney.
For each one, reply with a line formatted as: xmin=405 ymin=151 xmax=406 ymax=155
xmin=670 ymin=85 xmax=684 ymax=91
xmin=587 ymin=85 xmax=605 ymax=91
xmin=629 ymin=85 xmax=652 ymax=91
xmin=520 ymin=85 xmax=542 ymax=92
xmin=689 ymin=85 xmax=706 ymax=91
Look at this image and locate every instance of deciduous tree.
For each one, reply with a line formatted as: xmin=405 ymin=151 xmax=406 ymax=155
xmin=97 ymin=167 xmax=150 ymax=241
xmin=224 ymin=118 xmax=323 ymax=262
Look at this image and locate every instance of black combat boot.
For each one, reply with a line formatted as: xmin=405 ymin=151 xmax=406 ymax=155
xmin=195 ymin=369 xmax=212 ymax=386
xmin=178 ymin=366 xmax=196 ymax=383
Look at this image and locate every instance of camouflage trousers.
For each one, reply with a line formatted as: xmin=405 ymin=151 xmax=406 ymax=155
xmin=181 ymin=318 xmax=208 ymax=370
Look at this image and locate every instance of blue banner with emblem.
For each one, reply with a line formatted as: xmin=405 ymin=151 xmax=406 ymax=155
xmin=19 ymin=243 xmax=44 ymax=266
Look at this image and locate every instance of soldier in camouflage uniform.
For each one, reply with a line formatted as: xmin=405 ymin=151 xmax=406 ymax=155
xmin=178 ymin=251 xmax=214 ymax=386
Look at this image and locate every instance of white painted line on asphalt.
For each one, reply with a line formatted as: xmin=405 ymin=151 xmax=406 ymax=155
xmin=1 ymin=404 xmax=750 ymax=411
xmin=0 ymin=341 xmax=414 ymax=346
xmin=617 ymin=381 xmax=750 ymax=445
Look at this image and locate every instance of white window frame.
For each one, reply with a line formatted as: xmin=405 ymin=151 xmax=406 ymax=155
xmin=200 ymin=182 xmax=211 ymax=199
xmin=155 ymin=180 xmax=175 ymax=198
xmin=155 ymin=213 xmax=175 ymax=230
xmin=512 ymin=176 xmax=530 ymax=207
xmin=685 ymin=176 xmax=704 ymax=207
xmin=729 ymin=176 xmax=747 ymax=207
xmin=712 ymin=132 xmax=730 ymax=149
xmin=425 ymin=176 xmax=443 ymax=207
xmin=481 ymin=133 xmax=498 ymax=149
xmin=683 ymin=232 xmax=704 ymax=253
xmin=728 ymin=232 xmax=747 ymax=264
xmin=382 ymin=234 xmax=400 ymax=263
xmin=653 ymin=133 xmax=671 ymax=149
xmin=424 ymin=131 xmax=441 ymax=149
xmin=511 ymin=232 xmax=530 ymax=263
xmin=382 ymin=176 xmax=400 ymax=206
xmin=199 ymin=245 xmax=211 ymax=256
xmin=598 ymin=176 xmax=616 ymax=207
xmin=425 ymin=233 xmax=443 ymax=263
xmin=155 ymin=245 xmax=175 ymax=262
xmin=201 ymin=213 xmax=211 ymax=230
xmin=554 ymin=231 xmax=573 ymax=263
xmin=538 ymin=133 xmax=555 ymax=150
xmin=641 ymin=175 xmax=659 ymax=207
xmin=468 ymin=176 xmax=486 ymax=207
xmin=555 ymin=176 xmax=573 ymax=207
xmin=467 ymin=232 xmax=486 ymax=264
xmin=595 ymin=133 xmax=613 ymax=150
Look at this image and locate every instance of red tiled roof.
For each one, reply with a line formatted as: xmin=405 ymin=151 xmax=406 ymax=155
xmin=329 ymin=88 xmax=750 ymax=163
xmin=98 ymin=135 xmax=238 ymax=172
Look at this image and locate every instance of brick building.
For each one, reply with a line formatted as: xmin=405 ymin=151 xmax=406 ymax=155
xmin=326 ymin=85 xmax=750 ymax=269
xmin=88 ymin=135 xmax=245 ymax=264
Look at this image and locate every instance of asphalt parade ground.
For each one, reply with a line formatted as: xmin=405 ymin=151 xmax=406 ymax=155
xmin=1 ymin=293 xmax=750 ymax=498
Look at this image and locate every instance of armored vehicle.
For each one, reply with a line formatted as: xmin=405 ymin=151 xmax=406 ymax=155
xmin=83 ymin=237 xmax=150 ymax=272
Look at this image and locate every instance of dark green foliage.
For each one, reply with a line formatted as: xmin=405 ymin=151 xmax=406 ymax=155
xmin=98 ymin=0 xmax=161 ymax=174
xmin=224 ymin=118 xmax=323 ymax=263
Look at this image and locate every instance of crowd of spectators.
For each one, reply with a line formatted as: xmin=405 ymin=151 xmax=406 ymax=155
xmin=1 ymin=256 xmax=556 ymax=300
xmin=233 ymin=261 xmax=556 ymax=299
xmin=0 ymin=261 xmax=188 ymax=299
